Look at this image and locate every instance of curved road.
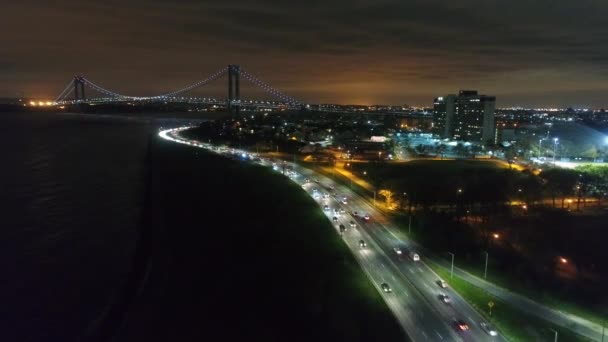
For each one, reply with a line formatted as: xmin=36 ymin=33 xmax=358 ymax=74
xmin=159 ymin=127 xmax=511 ymax=341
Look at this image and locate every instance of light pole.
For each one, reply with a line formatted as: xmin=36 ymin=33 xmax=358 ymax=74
xmin=550 ymin=328 xmax=558 ymax=342
xmin=553 ymin=137 xmax=559 ymax=164
xmin=448 ymin=252 xmax=455 ymax=279
xmin=373 ymin=191 xmax=376 ymax=207
xmin=408 ymin=214 xmax=412 ymax=235
xmin=483 ymin=251 xmax=489 ymax=279
xmin=539 ymin=138 xmax=544 ymax=158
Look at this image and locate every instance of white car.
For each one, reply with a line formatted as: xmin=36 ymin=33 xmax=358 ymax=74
xmin=439 ymin=293 xmax=451 ymax=304
xmin=410 ymin=252 xmax=420 ymax=261
xmin=480 ymin=322 xmax=498 ymax=336
xmin=393 ymin=247 xmax=403 ymax=255
xmin=438 ymin=280 xmax=448 ymax=288
xmin=323 ymin=205 xmax=330 ymax=211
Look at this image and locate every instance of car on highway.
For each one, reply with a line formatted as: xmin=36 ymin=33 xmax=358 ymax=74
xmin=437 ymin=280 xmax=448 ymax=288
xmin=313 ymin=178 xmax=320 ymax=183
xmin=351 ymin=211 xmax=359 ymax=217
xmin=312 ymin=188 xmax=318 ymax=193
xmin=480 ymin=322 xmax=498 ymax=336
xmin=339 ymin=208 xmax=345 ymax=214
xmin=455 ymin=320 xmax=470 ymax=332
xmin=323 ymin=193 xmax=329 ymax=199
xmin=313 ymin=193 xmax=320 ymax=199
xmin=349 ymin=221 xmax=356 ymax=228
xmin=409 ymin=251 xmax=420 ymax=261
xmin=339 ymin=224 xmax=346 ymax=233
xmin=363 ymin=214 xmax=370 ymax=221
xmin=305 ymin=178 xmax=310 ymax=183
xmin=439 ymin=293 xmax=451 ymax=304
xmin=393 ymin=247 xmax=403 ymax=255
xmin=380 ymin=283 xmax=392 ymax=293
xmin=341 ymin=197 xmax=348 ymax=204
xmin=359 ymin=240 xmax=367 ymax=248
xmin=323 ymin=205 xmax=330 ymax=211
xmin=332 ymin=216 xmax=338 ymax=222
xmin=333 ymin=208 xmax=340 ymax=216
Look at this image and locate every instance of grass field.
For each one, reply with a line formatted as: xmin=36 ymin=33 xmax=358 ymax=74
xmin=428 ymin=262 xmax=592 ymax=342
xmin=121 ymin=137 xmax=406 ymax=341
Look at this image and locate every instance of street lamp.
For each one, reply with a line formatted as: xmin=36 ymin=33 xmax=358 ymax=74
xmin=539 ymin=138 xmax=544 ymax=158
xmin=373 ymin=190 xmax=376 ymax=207
xmin=448 ymin=252 xmax=455 ymax=279
xmin=550 ymin=328 xmax=558 ymax=342
xmin=553 ymin=137 xmax=559 ymax=164
xmin=493 ymin=233 xmax=500 ymax=239
xmin=483 ymin=251 xmax=489 ymax=279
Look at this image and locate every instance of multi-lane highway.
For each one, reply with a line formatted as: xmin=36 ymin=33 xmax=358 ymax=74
xmin=159 ymin=127 xmax=507 ymax=341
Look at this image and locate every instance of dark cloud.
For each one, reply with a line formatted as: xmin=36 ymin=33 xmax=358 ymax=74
xmin=2 ymin=0 xmax=608 ymax=106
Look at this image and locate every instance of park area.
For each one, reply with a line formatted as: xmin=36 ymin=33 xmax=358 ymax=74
xmin=346 ymin=159 xmax=608 ymax=327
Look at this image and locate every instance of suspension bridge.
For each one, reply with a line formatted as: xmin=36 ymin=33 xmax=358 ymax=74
xmin=54 ymin=64 xmax=304 ymax=112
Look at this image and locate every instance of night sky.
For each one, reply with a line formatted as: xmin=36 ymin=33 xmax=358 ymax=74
xmin=3 ymin=0 xmax=608 ymax=107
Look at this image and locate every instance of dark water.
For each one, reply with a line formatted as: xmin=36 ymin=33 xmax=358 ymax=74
xmin=0 ymin=112 xmax=155 ymax=341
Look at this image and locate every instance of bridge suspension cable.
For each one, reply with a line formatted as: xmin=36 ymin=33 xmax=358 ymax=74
xmin=151 ymin=67 xmax=228 ymax=99
xmin=81 ymin=77 xmax=134 ymax=99
xmin=240 ymin=69 xmax=300 ymax=105
xmin=74 ymin=66 xmax=229 ymax=100
xmin=54 ymin=80 xmax=75 ymax=103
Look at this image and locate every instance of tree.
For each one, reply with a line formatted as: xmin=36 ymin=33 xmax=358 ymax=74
xmin=436 ymin=143 xmax=447 ymax=159
xmin=471 ymin=145 xmax=483 ymax=159
xmin=378 ymin=189 xmax=395 ymax=208
xmin=454 ymin=143 xmax=467 ymax=158
xmin=541 ymin=168 xmax=579 ymax=208
xmin=415 ymin=144 xmax=426 ymax=155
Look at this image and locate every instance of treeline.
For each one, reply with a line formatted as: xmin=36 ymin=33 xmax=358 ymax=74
xmin=353 ymin=161 xmax=608 ymax=218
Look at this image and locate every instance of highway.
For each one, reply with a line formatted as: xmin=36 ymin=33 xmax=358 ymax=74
xmin=159 ymin=127 xmax=508 ymax=341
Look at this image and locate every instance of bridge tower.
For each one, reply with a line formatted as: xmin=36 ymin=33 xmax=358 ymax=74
xmin=73 ymin=76 xmax=86 ymax=100
xmin=228 ymin=65 xmax=240 ymax=115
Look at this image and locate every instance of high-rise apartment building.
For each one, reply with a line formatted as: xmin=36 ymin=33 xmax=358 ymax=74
xmin=433 ymin=90 xmax=496 ymax=144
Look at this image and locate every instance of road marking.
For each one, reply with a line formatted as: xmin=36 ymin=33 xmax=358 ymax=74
xmin=422 ymin=331 xmax=428 ymax=339
xmin=435 ymin=330 xmax=443 ymax=339
xmin=409 ymin=268 xmax=415 ymax=274
xmin=418 ymin=267 xmax=424 ymax=273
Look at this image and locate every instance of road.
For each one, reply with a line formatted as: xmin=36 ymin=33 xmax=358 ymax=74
xmin=159 ymin=127 xmax=509 ymax=341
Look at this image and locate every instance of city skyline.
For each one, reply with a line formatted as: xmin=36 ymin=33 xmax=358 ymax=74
xmin=3 ymin=1 xmax=608 ymax=107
